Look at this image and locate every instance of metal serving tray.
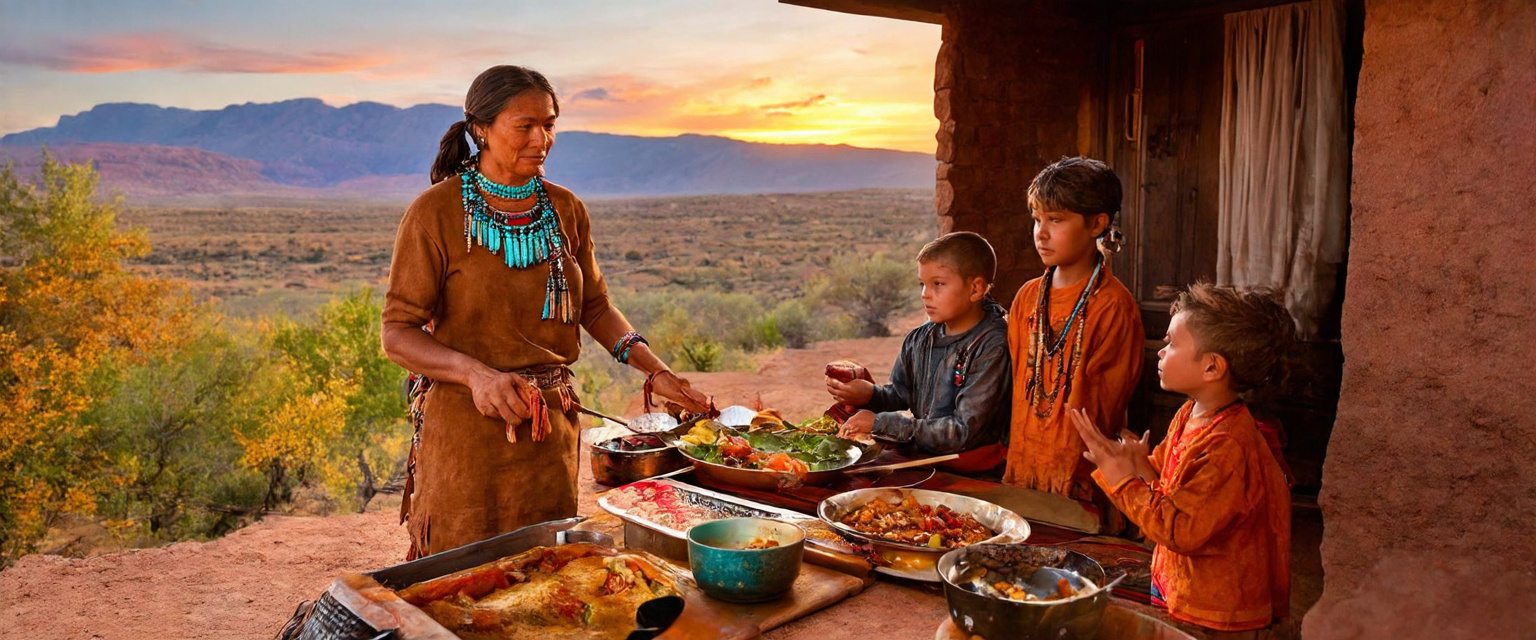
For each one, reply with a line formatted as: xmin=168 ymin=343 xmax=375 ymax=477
xmin=597 ymin=478 xmax=858 ymax=559
xmin=300 ymin=517 xmax=596 ymax=639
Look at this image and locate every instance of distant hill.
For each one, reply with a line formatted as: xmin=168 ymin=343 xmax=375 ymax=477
xmin=0 ymin=143 xmax=293 ymax=199
xmin=0 ymin=100 xmax=935 ymax=197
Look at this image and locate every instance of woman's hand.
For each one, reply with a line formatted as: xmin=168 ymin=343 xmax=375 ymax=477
xmin=648 ymin=370 xmax=712 ymax=415
xmin=838 ymin=410 xmax=876 ymax=444
xmin=467 ymin=367 xmax=534 ymax=441
xmin=825 ymin=376 xmax=875 ymax=406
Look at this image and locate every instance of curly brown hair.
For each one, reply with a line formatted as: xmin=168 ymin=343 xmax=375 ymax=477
xmin=1170 ymin=283 xmax=1298 ymax=394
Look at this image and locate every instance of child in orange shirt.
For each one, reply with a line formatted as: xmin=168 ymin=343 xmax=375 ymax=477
xmin=1005 ymin=157 xmax=1144 ymax=528
xmin=1070 ymin=283 xmax=1294 ymax=633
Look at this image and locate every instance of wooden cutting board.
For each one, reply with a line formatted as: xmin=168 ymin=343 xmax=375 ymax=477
xmin=576 ymin=512 xmax=871 ymax=639
xmin=328 ymin=559 xmax=867 ymax=640
xmin=666 ymin=562 xmax=868 ymax=640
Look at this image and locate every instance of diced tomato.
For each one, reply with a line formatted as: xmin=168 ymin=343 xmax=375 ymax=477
xmin=763 ymin=453 xmax=809 ymax=475
xmin=720 ymin=435 xmax=754 ymax=459
xmin=602 ymin=571 xmax=631 ymax=595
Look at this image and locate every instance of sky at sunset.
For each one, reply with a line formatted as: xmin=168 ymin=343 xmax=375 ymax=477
xmin=0 ymin=0 xmax=942 ymax=152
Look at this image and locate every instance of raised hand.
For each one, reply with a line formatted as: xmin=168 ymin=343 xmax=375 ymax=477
xmin=825 ymin=376 xmax=875 ymax=406
xmin=1068 ymin=408 xmax=1138 ymax=485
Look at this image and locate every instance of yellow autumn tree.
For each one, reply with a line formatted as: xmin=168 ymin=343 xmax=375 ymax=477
xmin=0 ymin=156 xmax=193 ymax=562
xmin=233 ymin=368 xmax=355 ymax=511
xmin=233 ymin=289 xmax=410 ymax=515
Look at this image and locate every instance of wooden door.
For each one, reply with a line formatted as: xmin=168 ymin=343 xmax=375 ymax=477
xmin=1109 ymin=14 xmax=1225 ymax=335
xmin=1106 ymin=15 xmax=1226 ymax=443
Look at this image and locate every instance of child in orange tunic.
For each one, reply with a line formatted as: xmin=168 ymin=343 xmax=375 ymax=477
xmin=1004 ymin=157 xmax=1144 ymax=528
xmin=1070 ymin=283 xmax=1294 ymax=633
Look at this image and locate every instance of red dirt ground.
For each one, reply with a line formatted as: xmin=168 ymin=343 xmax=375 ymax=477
xmin=0 ymin=334 xmax=942 ymax=640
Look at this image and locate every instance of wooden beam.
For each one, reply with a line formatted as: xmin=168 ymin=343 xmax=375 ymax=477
xmin=779 ymin=0 xmax=944 ymax=24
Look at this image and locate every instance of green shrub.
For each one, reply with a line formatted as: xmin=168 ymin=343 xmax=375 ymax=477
xmin=770 ymin=300 xmax=815 ymax=349
xmin=678 ymin=338 xmax=724 ymax=372
xmin=807 ymin=252 xmax=915 ymax=337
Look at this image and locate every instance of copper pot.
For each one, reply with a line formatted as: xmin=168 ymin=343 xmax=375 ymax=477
xmin=590 ymin=435 xmax=689 ymax=487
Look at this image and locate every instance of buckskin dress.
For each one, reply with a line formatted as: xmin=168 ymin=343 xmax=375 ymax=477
xmin=384 ymin=175 xmax=614 ymax=558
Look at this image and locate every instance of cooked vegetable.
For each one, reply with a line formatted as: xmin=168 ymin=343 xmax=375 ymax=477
xmin=795 ymin=415 xmax=840 ymax=434
xmin=839 ymin=495 xmax=993 ymax=549
xmin=676 ymin=418 xmax=857 ymax=472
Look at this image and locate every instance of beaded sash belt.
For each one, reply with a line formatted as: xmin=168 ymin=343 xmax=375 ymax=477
xmin=516 ymin=364 xmax=574 ymax=391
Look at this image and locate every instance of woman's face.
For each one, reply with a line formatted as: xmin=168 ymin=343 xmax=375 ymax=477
xmin=475 ymin=90 xmax=557 ymax=183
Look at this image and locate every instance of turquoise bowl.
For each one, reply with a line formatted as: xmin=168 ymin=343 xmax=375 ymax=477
xmin=686 ymin=518 xmax=804 ymax=603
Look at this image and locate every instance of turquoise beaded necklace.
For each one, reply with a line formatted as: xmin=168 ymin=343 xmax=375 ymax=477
xmin=459 ymin=167 xmax=574 ymax=323
xmin=469 ymin=169 xmax=539 ymax=200
xmin=1022 ymin=257 xmax=1103 ymax=417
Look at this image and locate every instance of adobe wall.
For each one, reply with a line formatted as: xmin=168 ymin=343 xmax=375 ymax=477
xmin=1303 ymin=1 xmax=1536 ymax=637
xmin=935 ymin=0 xmax=1108 ymax=305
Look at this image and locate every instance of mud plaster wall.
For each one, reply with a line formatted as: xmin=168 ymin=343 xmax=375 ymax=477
xmin=935 ymin=0 xmax=1108 ymax=305
xmin=1302 ymin=1 xmax=1536 ymax=637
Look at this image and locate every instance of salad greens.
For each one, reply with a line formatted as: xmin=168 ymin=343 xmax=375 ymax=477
xmin=676 ymin=421 xmax=857 ymax=472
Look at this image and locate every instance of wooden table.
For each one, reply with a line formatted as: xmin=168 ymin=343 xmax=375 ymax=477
xmin=577 ymin=466 xmax=1200 ymax=640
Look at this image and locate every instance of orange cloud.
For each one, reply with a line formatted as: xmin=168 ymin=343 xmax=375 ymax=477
xmin=0 ymin=32 xmax=391 ymax=75
xmin=549 ymin=70 xmax=936 ymax=153
xmin=761 ymin=94 xmax=826 ymax=112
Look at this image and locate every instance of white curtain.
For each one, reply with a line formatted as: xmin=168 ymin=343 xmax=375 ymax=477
xmin=1218 ymin=0 xmax=1348 ymax=339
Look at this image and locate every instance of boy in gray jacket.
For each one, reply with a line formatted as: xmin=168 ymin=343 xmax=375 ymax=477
xmin=827 ymin=232 xmax=1011 ymax=472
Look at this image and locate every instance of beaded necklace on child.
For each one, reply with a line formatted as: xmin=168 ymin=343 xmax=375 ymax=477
xmin=1022 ymin=257 xmax=1104 ymax=418
xmin=459 ymin=166 xmax=574 ymax=323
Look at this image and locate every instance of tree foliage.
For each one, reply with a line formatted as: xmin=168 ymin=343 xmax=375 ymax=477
xmin=807 ymin=252 xmax=915 ymax=337
xmin=0 ymin=157 xmax=193 ymax=560
xmin=0 ymin=158 xmax=410 ymax=565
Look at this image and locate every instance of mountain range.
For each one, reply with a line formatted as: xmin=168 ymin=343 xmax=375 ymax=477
xmin=0 ymin=99 xmax=935 ymax=199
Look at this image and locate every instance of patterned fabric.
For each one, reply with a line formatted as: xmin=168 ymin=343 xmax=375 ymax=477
xmin=1094 ymin=401 xmax=1292 ymax=631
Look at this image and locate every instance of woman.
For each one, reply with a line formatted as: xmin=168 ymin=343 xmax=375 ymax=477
xmin=382 ymin=65 xmax=710 ymax=558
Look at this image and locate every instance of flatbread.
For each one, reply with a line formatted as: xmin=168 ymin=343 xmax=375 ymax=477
xmin=398 ymin=543 xmax=677 ymax=640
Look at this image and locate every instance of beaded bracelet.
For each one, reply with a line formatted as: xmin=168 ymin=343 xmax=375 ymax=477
xmin=611 ymin=331 xmax=649 ymax=364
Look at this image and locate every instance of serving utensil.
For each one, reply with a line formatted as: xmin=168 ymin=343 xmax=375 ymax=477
xmin=574 ymin=403 xmax=632 ymax=427
xmin=843 ymin=453 xmax=961 ymax=474
xmin=573 ymin=402 xmax=700 ymax=442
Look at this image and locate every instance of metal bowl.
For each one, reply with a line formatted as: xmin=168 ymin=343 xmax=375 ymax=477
xmin=589 ymin=435 xmax=689 ymax=487
xmin=817 ymin=488 xmax=1030 ymax=581
xmin=938 ymin=544 xmax=1118 ymax=640
xmin=678 ymin=423 xmax=884 ymax=491
xmin=686 ymin=518 xmax=804 ymax=603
